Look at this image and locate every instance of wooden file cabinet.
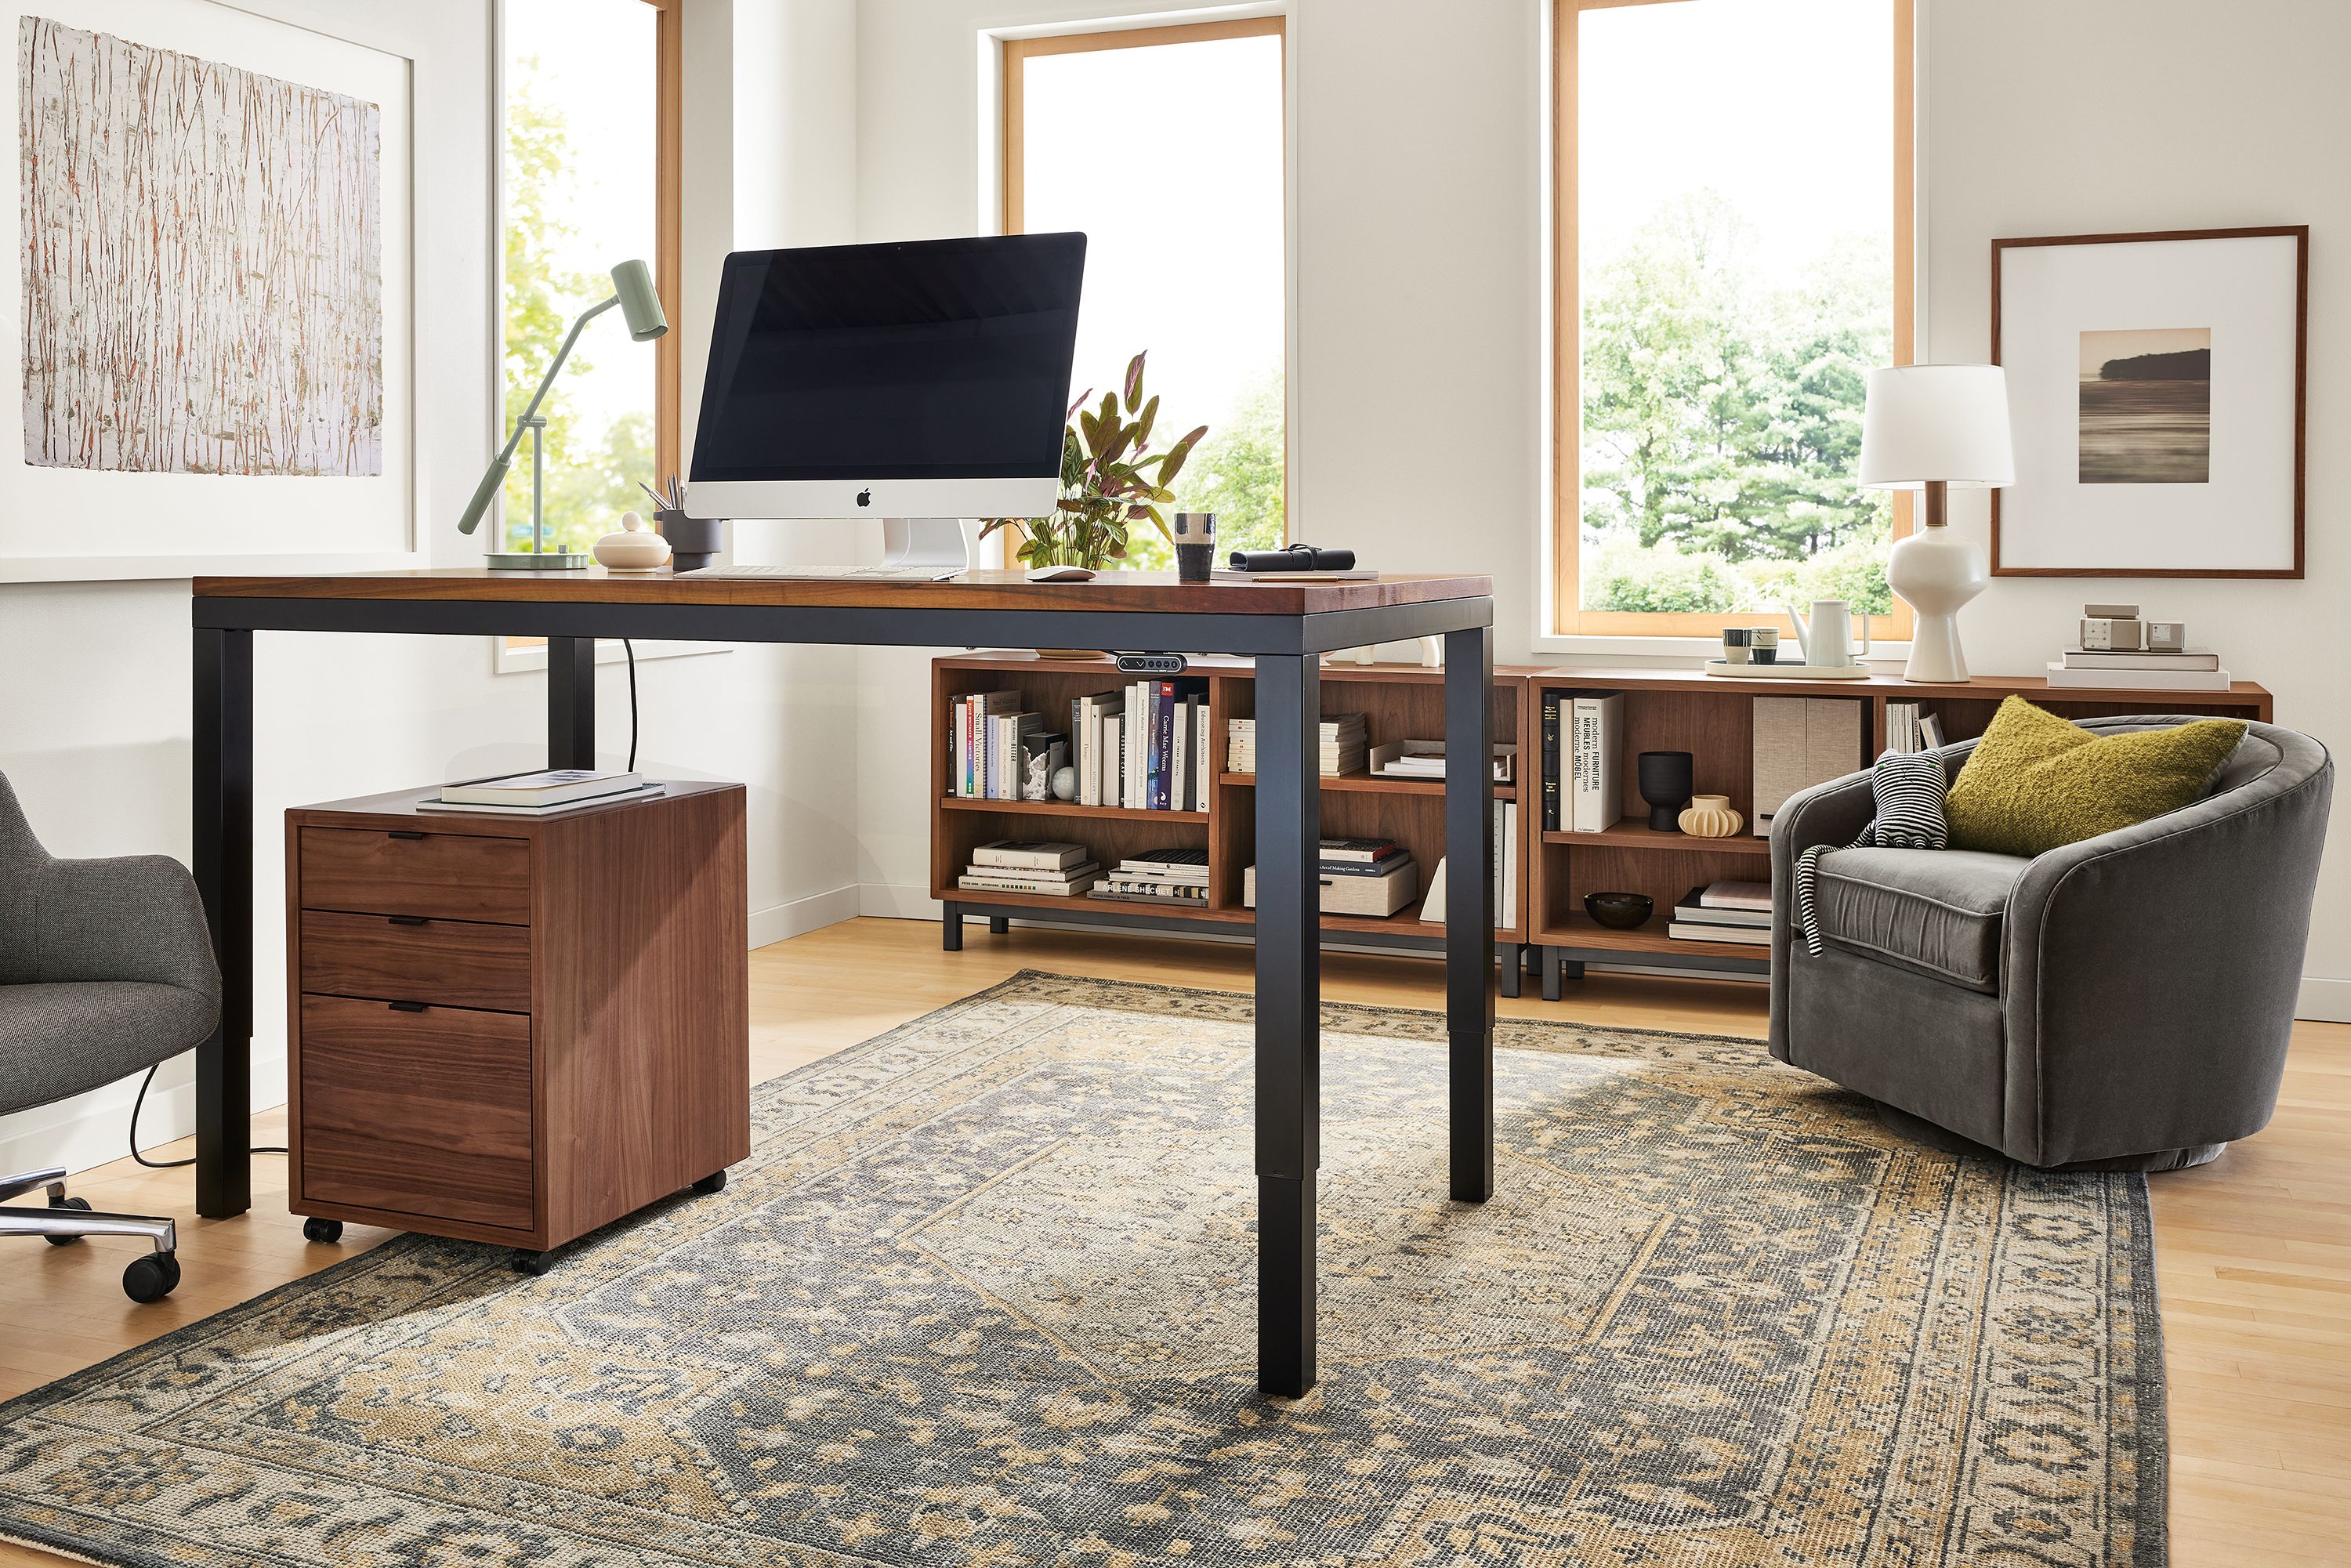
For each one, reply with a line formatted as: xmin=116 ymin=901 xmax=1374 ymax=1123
xmin=285 ymin=782 xmax=749 ymax=1266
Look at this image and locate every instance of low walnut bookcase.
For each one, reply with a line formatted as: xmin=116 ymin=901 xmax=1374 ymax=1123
xmin=284 ymin=781 xmax=749 ymax=1273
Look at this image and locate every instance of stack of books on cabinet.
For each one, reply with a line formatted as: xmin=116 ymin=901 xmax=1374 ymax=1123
xmin=930 ymin=653 xmax=1531 ymax=961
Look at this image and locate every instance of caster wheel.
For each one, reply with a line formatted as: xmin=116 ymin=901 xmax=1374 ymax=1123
xmin=511 ymin=1250 xmax=551 ymax=1276
xmin=123 ymin=1251 xmax=181 ymax=1304
xmin=302 ymin=1217 xmax=343 ymax=1244
xmin=45 ymin=1194 xmax=90 ymax=1244
xmin=692 ymin=1170 xmax=728 ymax=1196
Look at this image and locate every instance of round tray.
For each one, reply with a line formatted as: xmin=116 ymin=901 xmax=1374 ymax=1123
xmin=1704 ymin=659 xmax=1873 ymax=680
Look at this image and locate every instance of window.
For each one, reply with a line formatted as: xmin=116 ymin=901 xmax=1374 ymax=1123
xmin=1552 ymin=0 xmax=1914 ymax=639
xmin=498 ymin=0 xmax=680 ymax=559
xmin=1003 ymin=18 xmax=1287 ymax=567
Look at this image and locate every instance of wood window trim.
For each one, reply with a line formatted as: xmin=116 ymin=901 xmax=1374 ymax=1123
xmin=1550 ymin=0 xmax=1915 ymax=642
xmin=645 ymin=0 xmax=683 ymax=486
xmin=1000 ymin=15 xmax=1289 ymax=550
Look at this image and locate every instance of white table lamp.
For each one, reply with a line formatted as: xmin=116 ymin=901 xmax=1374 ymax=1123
xmin=1860 ymin=364 xmax=2015 ymax=683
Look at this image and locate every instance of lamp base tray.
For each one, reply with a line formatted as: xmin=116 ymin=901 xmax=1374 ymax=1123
xmin=486 ymin=550 xmax=592 ymax=571
xmin=1703 ymin=660 xmax=1872 ymax=680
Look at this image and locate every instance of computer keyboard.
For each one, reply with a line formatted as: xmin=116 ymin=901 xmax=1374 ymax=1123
xmin=681 ymin=564 xmax=962 ymax=581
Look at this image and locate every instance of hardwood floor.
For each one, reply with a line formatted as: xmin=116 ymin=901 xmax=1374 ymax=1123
xmin=5 ymin=915 xmax=2347 ymax=1566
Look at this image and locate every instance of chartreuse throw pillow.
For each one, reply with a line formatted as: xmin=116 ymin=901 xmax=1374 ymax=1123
xmin=1943 ymin=696 xmax=2246 ymax=858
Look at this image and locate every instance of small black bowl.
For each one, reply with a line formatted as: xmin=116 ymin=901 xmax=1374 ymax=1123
xmin=1583 ymin=892 xmax=1655 ymax=930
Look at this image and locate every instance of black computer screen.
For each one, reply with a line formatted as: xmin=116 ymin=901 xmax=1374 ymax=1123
xmin=689 ymin=234 xmax=1086 ymax=483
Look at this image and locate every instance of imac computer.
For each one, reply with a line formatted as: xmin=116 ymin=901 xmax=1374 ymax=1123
xmin=683 ymin=233 xmax=1086 ymax=579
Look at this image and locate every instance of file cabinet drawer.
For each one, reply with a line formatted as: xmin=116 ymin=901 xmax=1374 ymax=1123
xmin=296 ymin=994 xmax=534 ymax=1232
xmin=298 ymin=827 xmax=531 ymax=924
xmin=299 ymin=910 xmax=532 ymax=1013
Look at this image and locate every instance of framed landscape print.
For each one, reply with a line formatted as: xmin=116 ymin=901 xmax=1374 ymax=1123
xmin=1991 ymin=226 xmax=2306 ymax=578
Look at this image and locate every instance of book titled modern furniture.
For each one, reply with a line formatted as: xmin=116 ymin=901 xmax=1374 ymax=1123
xmin=190 ymin=567 xmax=1499 ymax=1399
xmin=1527 ymin=669 xmax=2273 ymax=998
xmin=0 ymin=772 xmax=217 ymax=1302
xmin=1770 ymin=716 xmax=2330 ymax=1170
xmin=931 ymin=653 xmax=1536 ymax=991
xmin=284 ymin=782 xmax=748 ymax=1272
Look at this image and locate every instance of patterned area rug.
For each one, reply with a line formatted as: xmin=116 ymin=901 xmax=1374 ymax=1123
xmin=0 ymin=972 xmax=2164 ymax=1567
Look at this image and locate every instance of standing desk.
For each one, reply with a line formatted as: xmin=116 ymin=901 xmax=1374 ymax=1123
xmin=188 ymin=567 xmax=1498 ymax=1397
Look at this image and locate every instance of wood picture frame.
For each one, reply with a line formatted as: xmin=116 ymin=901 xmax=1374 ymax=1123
xmin=1991 ymin=226 xmax=2308 ymax=578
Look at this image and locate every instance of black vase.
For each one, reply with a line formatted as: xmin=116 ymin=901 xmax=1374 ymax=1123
xmin=1637 ymin=751 xmax=1695 ymax=831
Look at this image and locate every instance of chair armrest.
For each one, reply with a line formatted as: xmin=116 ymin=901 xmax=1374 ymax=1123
xmin=17 ymin=853 xmax=222 ymax=1001
xmin=2000 ymin=741 xmax=2333 ymax=1164
xmin=1767 ymin=770 xmax=1880 ymax=1055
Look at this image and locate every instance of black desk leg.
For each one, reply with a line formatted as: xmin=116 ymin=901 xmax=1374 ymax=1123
xmin=1254 ymin=652 xmax=1320 ymax=1398
xmin=548 ymin=636 xmax=597 ymax=770
xmin=193 ymin=626 xmax=254 ymax=1219
xmin=1444 ymin=626 xmax=1495 ymax=1204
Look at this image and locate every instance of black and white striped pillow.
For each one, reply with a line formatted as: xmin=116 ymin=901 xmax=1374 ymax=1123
xmin=1795 ymin=751 xmax=1950 ymax=957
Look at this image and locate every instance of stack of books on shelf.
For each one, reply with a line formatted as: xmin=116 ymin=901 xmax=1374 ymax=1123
xmin=947 ymin=690 xmax=1070 ymax=803
xmin=1419 ymin=800 xmax=1520 ymax=928
xmin=1538 ymin=690 xmax=1625 ymax=831
xmin=1095 ymin=847 xmax=1212 ymax=906
xmin=1883 ymin=701 xmax=1946 ymax=754
xmin=1668 ymin=881 xmax=1773 ymax=947
xmin=2046 ymin=646 xmax=2230 ymax=692
xmin=1367 ymin=740 xmax=1517 ymax=783
xmin=1244 ymin=837 xmax=1418 ymax=918
xmin=956 ymin=840 xmax=1099 ymax=897
xmin=1227 ymin=713 xmax=1367 ymax=777
xmin=1074 ymin=679 xmax=1212 ymax=810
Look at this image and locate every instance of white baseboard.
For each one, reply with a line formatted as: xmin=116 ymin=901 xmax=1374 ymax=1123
xmin=2297 ymin=976 xmax=2351 ymax=1023
xmin=0 ymin=1048 xmax=288 ymax=1181
xmin=860 ymin=881 xmax=941 ymax=921
xmin=748 ymin=883 xmax=864 ymax=950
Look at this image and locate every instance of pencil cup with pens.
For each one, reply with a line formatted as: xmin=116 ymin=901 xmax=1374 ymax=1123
xmin=638 ymin=475 xmax=726 ymax=572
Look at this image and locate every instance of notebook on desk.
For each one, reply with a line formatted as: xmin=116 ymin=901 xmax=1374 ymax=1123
xmin=680 ymin=564 xmax=962 ymax=582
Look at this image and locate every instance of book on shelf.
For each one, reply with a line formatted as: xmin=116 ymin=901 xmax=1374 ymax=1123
xmin=1541 ymin=690 xmax=1563 ymax=831
xmin=1245 ymin=857 xmax=1419 ymax=918
xmin=1672 ymin=883 xmax=1772 ymax=928
xmin=1367 ymin=740 xmax=1517 ymax=782
xmin=1096 ymin=881 xmax=1210 ymax=904
xmin=417 ymin=783 xmax=663 ymax=816
xmin=970 ymin=840 xmax=1092 ymax=871
xmin=1883 ymin=703 xmax=1943 ymax=755
xmin=949 ymin=690 xmax=1023 ymax=798
xmin=437 ymin=769 xmax=643 ymax=808
xmin=1320 ymin=836 xmax=1398 ymax=864
xmin=1226 ymin=713 xmax=1367 ymax=777
xmin=1100 ymin=715 xmax=1122 ymax=807
xmin=1920 ymin=712 xmax=1945 ymax=749
xmin=987 ymin=712 xmax=1045 ymax=801
xmin=1418 ymin=801 xmax=1516 ymax=925
xmin=2044 ymin=661 xmax=2233 ymax=692
xmin=1700 ymin=878 xmax=1772 ymax=912
xmin=1569 ymin=693 xmax=1624 ymax=833
xmin=2058 ymin=647 xmax=2222 ymax=672
xmin=1073 ymin=690 xmax=1125 ymax=807
xmin=1668 ymin=920 xmax=1771 ymax=946
xmin=958 ymin=867 xmax=1099 ymax=896
xmin=1111 ymin=847 xmax=1211 ymax=885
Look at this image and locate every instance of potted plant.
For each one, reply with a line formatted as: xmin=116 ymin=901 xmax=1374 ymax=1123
xmin=981 ymin=352 xmax=1207 ymax=572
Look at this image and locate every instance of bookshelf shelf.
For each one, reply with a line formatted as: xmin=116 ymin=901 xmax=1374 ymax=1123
xmin=1541 ymin=819 xmax=1770 ymax=856
xmin=1219 ymin=772 xmax=1519 ymax=800
xmin=940 ymin=796 xmax=1209 ymax=824
xmin=1547 ymin=914 xmax=1767 ymax=958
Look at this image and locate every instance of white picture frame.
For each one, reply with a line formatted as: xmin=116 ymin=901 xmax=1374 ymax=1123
xmin=1991 ymin=227 xmax=2306 ymax=578
xmin=1 ymin=0 xmax=420 ymax=583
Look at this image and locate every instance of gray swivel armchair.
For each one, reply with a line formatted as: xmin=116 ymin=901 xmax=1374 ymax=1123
xmin=2 ymin=771 xmax=219 ymax=1300
xmin=1770 ymin=716 xmax=2331 ymax=1171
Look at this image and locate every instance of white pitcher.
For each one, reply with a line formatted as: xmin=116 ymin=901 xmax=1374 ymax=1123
xmin=1784 ymin=599 xmax=1869 ymax=668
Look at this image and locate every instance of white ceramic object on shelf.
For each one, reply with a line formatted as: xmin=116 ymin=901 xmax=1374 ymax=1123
xmin=1886 ymin=524 xmax=1988 ymax=683
xmin=1783 ymin=597 xmax=1868 ymax=668
xmin=1678 ymin=794 xmax=1744 ymax=838
xmin=592 ymin=511 xmax=672 ymax=572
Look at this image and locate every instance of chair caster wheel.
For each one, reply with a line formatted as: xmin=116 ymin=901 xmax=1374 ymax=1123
xmin=511 ymin=1249 xmax=552 ymax=1276
xmin=45 ymin=1194 xmax=90 ymax=1244
xmin=692 ymin=1169 xmax=727 ymax=1196
xmin=302 ymin=1217 xmax=343 ymax=1244
xmin=123 ymin=1251 xmax=181 ymax=1303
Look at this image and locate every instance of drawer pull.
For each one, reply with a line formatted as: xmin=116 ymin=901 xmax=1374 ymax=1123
xmin=387 ymin=1000 xmax=428 ymax=1012
xmin=386 ymin=914 xmax=429 ymax=926
xmin=386 ymin=830 xmax=427 ymax=841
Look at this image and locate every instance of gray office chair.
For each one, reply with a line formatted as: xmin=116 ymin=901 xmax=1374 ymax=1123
xmin=1 ymin=771 xmax=219 ymax=1301
xmin=1770 ymin=716 xmax=2331 ymax=1171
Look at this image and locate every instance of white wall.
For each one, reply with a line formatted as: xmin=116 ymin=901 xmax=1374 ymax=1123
xmin=844 ymin=0 xmax=2351 ymax=1013
xmin=0 ymin=0 xmax=868 ymax=1177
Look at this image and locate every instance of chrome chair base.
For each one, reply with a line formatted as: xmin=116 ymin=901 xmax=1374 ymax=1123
xmin=3 ymin=1166 xmax=182 ymax=1301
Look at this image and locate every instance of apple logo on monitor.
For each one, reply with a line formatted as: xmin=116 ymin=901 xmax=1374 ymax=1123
xmin=857 ymin=487 xmax=872 ymax=507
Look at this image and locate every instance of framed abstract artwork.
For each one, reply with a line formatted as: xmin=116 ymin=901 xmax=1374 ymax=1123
xmin=2 ymin=0 xmax=418 ymax=581
xmin=1991 ymin=226 xmax=2306 ymax=578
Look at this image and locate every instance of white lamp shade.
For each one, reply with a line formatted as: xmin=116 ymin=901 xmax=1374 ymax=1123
xmin=1859 ymin=364 xmax=2016 ymax=489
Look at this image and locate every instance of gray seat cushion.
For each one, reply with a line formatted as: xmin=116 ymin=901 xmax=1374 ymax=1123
xmin=1813 ymin=847 xmax=2033 ymax=994
xmin=0 ymin=981 xmax=218 ymax=1116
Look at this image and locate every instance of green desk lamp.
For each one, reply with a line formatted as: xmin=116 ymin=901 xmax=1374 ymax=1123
xmin=458 ymin=259 xmax=668 ymax=569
